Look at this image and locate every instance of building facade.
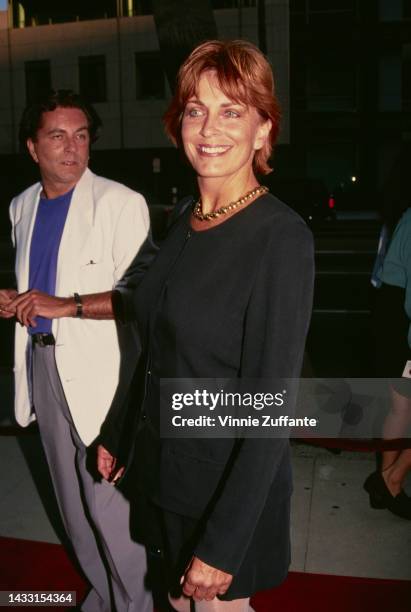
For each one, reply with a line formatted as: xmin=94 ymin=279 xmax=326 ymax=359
xmin=287 ymin=0 xmax=411 ymax=206
xmin=0 ymin=1 xmax=289 ymax=151
xmin=2 ymin=1 xmax=409 ymax=211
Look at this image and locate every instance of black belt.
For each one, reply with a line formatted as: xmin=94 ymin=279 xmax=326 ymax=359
xmin=31 ymin=333 xmax=55 ymax=347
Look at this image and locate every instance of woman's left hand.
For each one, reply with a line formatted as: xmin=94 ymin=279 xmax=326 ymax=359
xmin=97 ymin=444 xmax=124 ymax=484
xmin=181 ymin=555 xmax=233 ymax=601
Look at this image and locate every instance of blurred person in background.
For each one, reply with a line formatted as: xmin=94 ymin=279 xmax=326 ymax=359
xmin=366 ymin=182 xmax=411 ymax=519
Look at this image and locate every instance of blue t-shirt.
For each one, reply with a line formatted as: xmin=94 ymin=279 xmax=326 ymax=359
xmin=28 ymin=188 xmax=74 ymax=334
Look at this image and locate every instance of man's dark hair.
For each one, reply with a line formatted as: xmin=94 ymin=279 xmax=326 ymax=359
xmin=19 ymin=89 xmax=102 ymax=149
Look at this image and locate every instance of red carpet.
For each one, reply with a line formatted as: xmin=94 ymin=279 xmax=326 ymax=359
xmin=0 ymin=536 xmax=410 ymax=611
xmin=252 ymin=572 xmax=411 ymax=612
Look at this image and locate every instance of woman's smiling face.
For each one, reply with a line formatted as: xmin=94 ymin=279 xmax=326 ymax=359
xmin=181 ymin=70 xmax=271 ymax=183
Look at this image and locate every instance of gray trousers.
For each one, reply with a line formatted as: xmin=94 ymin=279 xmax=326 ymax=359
xmin=32 ymin=344 xmax=152 ymax=612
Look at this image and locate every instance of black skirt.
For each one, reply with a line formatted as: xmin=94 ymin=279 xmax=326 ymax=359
xmin=159 ymin=488 xmax=291 ymax=601
xmin=124 ymin=425 xmax=291 ymax=600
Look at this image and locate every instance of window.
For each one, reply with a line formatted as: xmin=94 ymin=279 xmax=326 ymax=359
xmin=135 ymin=52 xmax=165 ymax=100
xmin=79 ymin=55 xmax=107 ymax=103
xmin=290 ymin=0 xmax=306 ymax=9
xmin=309 ymin=0 xmax=357 ymax=24
xmin=124 ymin=0 xmax=153 ymax=15
xmin=25 ymin=60 xmax=51 ymax=105
xmin=290 ymin=53 xmax=307 ymax=111
xmin=211 ymin=1 xmax=256 ymax=8
xmin=290 ymin=0 xmax=308 ymax=25
xmin=379 ymin=50 xmax=411 ymax=112
xmin=379 ymin=53 xmax=402 ymax=111
xmin=307 ymin=55 xmax=356 ymax=111
xmin=12 ymin=0 xmax=118 ymax=27
xmin=307 ymin=144 xmax=357 ymax=192
xmin=402 ymin=58 xmax=411 ymax=111
xmin=379 ymin=0 xmax=403 ymax=21
xmin=291 ymin=0 xmax=357 ymax=25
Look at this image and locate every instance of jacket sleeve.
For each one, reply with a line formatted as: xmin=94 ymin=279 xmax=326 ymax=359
xmin=115 ymin=198 xmax=193 ymax=322
xmin=115 ymin=236 xmax=159 ymax=322
xmin=96 ymin=192 xmax=155 ymax=454
xmin=194 ymin=218 xmax=315 ymax=575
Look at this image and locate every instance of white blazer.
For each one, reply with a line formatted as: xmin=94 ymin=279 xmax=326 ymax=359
xmin=10 ymin=168 xmax=150 ymax=446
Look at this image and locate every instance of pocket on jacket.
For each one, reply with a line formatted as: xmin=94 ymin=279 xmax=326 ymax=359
xmin=159 ymin=446 xmax=226 ymax=519
xmin=77 ymin=257 xmax=110 ymax=293
xmin=78 ymin=228 xmax=104 ymax=269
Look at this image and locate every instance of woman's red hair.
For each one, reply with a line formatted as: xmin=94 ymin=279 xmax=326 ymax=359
xmin=163 ymin=39 xmax=281 ymax=175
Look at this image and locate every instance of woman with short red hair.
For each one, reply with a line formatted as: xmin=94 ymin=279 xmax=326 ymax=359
xmin=99 ymin=39 xmax=314 ymax=611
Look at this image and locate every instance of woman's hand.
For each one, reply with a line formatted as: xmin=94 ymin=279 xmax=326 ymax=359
xmin=97 ymin=444 xmax=124 ymax=484
xmin=181 ymin=555 xmax=233 ymax=602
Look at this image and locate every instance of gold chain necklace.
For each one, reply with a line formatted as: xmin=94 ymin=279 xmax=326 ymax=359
xmin=192 ymin=185 xmax=269 ymax=222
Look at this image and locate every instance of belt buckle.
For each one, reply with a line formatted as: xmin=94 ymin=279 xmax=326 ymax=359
xmin=37 ymin=334 xmax=47 ymax=347
xmin=33 ymin=333 xmax=54 ymax=347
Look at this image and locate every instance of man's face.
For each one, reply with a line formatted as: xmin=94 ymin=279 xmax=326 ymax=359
xmin=27 ymin=106 xmax=90 ymax=197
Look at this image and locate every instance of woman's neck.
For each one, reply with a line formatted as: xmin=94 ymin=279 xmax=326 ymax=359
xmin=197 ymin=171 xmax=259 ymax=215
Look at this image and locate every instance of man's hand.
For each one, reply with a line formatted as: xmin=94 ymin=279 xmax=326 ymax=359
xmin=97 ymin=444 xmax=124 ymax=484
xmin=0 ymin=289 xmax=18 ymax=318
xmin=181 ymin=556 xmax=233 ymax=602
xmin=9 ymin=290 xmax=75 ymax=327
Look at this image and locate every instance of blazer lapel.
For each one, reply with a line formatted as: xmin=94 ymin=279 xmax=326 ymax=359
xmin=55 ymin=168 xmax=95 ymax=295
xmin=15 ymin=184 xmax=42 ymax=293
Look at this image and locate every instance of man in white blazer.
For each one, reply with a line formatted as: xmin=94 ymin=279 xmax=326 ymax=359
xmin=0 ymin=91 xmax=153 ymax=612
